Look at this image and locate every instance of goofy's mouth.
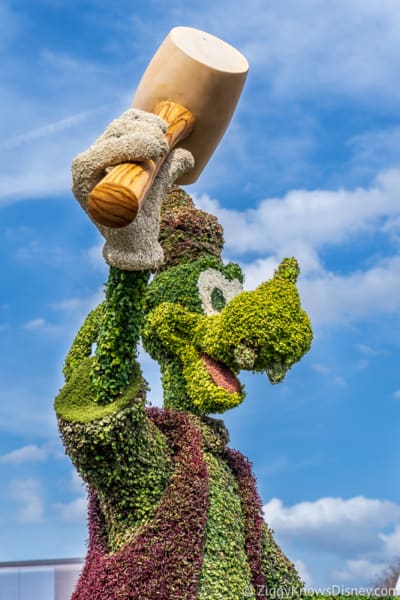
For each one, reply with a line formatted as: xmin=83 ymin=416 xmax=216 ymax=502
xmin=200 ymin=352 xmax=241 ymax=394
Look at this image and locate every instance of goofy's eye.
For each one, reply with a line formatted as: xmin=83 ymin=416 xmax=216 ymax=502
xmin=197 ymin=268 xmax=243 ymax=315
xmin=211 ymin=287 xmax=226 ymax=311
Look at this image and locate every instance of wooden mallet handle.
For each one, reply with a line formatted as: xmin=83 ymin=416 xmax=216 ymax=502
xmin=87 ymin=101 xmax=195 ymax=228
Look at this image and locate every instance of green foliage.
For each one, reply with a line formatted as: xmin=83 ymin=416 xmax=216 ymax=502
xmin=146 ymin=255 xmax=243 ymax=316
xmin=143 ymin=302 xmax=244 ymax=414
xmin=183 ymin=341 xmax=244 ymax=413
xmin=73 ymin=409 xmax=210 ymax=598
xmin=261 ymin=524 xmax=304 ymax=597
xmin=198 ymin=452 xmax=255 ymax=599
xmin=55 ymin=357 xmax=143 ymax=423
xmin=201 ymin=257 xmax=313 ymax=384
xmin=159 ymin=355 xmax=194 ymax=412
xmin=57 ymin=361 xmax=172 ymax=552
xmin=197 ymin=415 xmax=230 ymax=454
xmin=56 ymin=183 xmax=314 ymax=591
xmin=275 ymin=256 xmax=300 ymax=283
xmin=144 ymin=257 xmax=311 ymax=414
xmin=303 ymin=597 xmax=400 ymax=600
xmin=63 ymin=302 xmax=105 ymax=382
xmin=91 ymin=267 xmax=150 ymax=404
xmin=144 ymin=257 xmax=246 ymax=414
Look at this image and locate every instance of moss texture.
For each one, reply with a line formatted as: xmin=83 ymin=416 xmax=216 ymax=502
xmin=55 ymin=357 xmax=142 ymax=423
xmin=201 ymin=257 xmax=313 ymax=384
xmin=71 ymin=409 xmax=209 ymax=600
xmin=56 ymin=185 xmax=314 ymax=598
xmin=144 ymin=256 xmax=311 ymax=414
xmin=198 ymin=452 xmax=255 ymax=599
xmin=91 ymin=267 xmax=150 ymax=404
xmin=144 ymin=301 xmax=245 ymax=414
xmin=261 ymin=525 xmax=304 ymax=597
xmin=57 ymin=366 xmax=172 ymax=552
xmin=63 ymin=302 xmax=105 ymax=382
xmin=225 ymin=449 xmax=266 ymax=596
xmin=158 ymin=186 xmax=224 ymax=270
xmin=143 ymin=256 xmax=247 ymax=414
xmin=145 ymin=254 xmax=243 ymax=316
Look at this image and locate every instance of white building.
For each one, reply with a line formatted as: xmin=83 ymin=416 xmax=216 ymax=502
xmin=0 ymin=558 xmax=83 ymax=600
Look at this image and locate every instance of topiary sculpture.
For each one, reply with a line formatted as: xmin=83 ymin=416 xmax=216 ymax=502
xmin=55 ymin=109 xmax=313 ymax=599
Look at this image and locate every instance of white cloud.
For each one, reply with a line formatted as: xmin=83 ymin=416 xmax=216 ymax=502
xmin=299 ymin=256 xmax=400 ymax=325
xmin=196 ymin=169 xmax=400 ymax=326
xmin=357 ymin=344 xmax=380 ymax=356
xmin=196 ymin=169 xmax=400 ymax=261
xmin=347 ymin=126 xmax=400 ymax=183
xmin=52 ymin=298 xmax=84 ymax=312
xmin=54 ymin=496 xmax=87 ymax=523
xmin=0 ymin=108 xmax=106 ymax=151
xmin=19 ymin=318 xmax=64 ymax=336
xmin=238 ymin=257 xmax=279 ymax=291
xmin=265 ymin=496 xmax=400 ymax=535
xmin=8 ymin=479 xmax=45 ymax=523
xmin=264 ymin=495 xmax=400 ymax=587
xmin=1 ymin=0 xmax=400 ymax=209
xmin=208 ymin=0 xmax=400 ymax=106
xmin=15 ymin=239 xmax=69 ymax=265
xmin=264 ymin=496 xmax=400 ymax=558
xmin=393 ymin=390 xmax=400 ymax=400
xmin=332 ymin=559 xmax=387 ymax=585
xmin=54 ymin=288 xmax=104 ymax=319
xmin=304 ymin=258 xmax=397 ymax=326
xmin=112 ymin=0 xmax=400 ymax=110
xmin=22 ymin=318 xmax=46 ymax=330
xmin=0 ymin=444 xmax=47 ymax=464
xmin=0 ymin=37 xmax=124 ymax=205
xmin=380 ymin=525 xmax=400 ymax=556
xmin=19 ymin=288 xmax=104 ymax=342
xmin=311 ymin=364 xmax=346 ymax=385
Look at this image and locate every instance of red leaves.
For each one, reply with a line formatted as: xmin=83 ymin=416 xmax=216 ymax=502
xmin=225 ymin=449 xmax=266 ymax=598
xmin=159 ymin=187 xmax=224 ymax=270
xmin=72 ymin=409 xmax=209 ymax=600
xmin=71 ymin=411 xmax=267 ymax=599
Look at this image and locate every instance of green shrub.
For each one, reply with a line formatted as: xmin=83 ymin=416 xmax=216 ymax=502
xmin=56 ymin=359 xmax=172 ymax=552
xmin=91 ymin=267 xmax=150 ymax=404
xmin=63 ymin=302 xmax=105 ymax=382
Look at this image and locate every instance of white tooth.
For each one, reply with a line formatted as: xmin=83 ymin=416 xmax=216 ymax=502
xmin=234 ymin=345 xmax=256 ymax=369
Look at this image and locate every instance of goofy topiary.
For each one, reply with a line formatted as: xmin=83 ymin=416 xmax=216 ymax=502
xmin=55 ymin=109 xmax=313 ymax=599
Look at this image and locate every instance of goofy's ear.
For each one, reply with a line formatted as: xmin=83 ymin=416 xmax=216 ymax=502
xmin=274 ymin=257 xmax=300 ymax=283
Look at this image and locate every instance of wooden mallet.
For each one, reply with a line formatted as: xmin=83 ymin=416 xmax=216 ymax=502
xmin=88 ymin=27 xmax=249 ymax=228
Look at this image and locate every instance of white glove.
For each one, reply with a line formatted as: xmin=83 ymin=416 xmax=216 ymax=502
xmin=71 ymin=109 xmax=194 ymax=271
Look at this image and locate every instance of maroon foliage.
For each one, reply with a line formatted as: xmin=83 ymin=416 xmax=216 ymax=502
xmin=72 ymin=409 xmax=209 ymax=600
xmin=225 ymin=449 xmax=266 ymax=598
xmin=159 ymin=186 xmax=224 ymax=269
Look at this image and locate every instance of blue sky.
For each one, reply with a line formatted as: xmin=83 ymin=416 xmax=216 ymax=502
xmin=1 ymin=0 xmax=400 ymax=589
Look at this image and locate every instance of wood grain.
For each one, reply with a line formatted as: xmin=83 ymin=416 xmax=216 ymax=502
xmin=88 ymin=101 xmax=195 ymax=228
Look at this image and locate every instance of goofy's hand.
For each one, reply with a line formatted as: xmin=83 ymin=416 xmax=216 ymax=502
xmin=71 ymin=109 xmax=194 ymax=271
